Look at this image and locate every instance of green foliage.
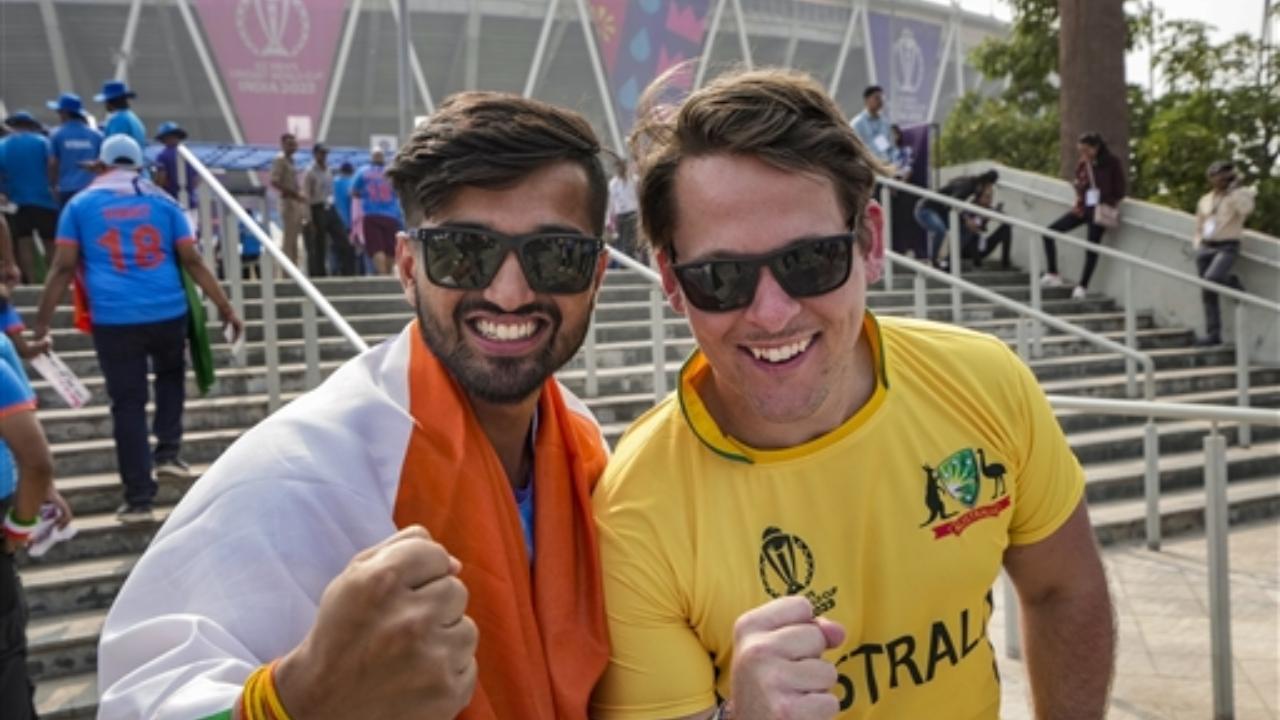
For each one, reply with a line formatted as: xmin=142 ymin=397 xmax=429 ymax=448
xmin=936 ymin=94 xmax=1058 ymax=175
xmin=944 ymin=0 xmax=1278 ymax=234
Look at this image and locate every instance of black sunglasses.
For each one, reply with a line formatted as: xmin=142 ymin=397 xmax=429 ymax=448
xmin=413 ymin=226 xmax=604 ymax=294
xmin=672 ymin=234 xmax=855 ymax=312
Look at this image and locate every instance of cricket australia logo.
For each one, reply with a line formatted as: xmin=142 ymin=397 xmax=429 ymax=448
xmin=758 ymin=527 xmax=838 ymax=614
xmin=236 ymin=0 xmax=311 ymax=58
xmin=920 ymin=447 xmax=1010 ymax=540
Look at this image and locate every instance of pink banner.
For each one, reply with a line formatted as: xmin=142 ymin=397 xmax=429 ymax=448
xmin=193 ymin=0 xmax=348 ymax=145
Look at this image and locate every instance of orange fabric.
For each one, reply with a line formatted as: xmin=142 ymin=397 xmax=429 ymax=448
xmin=71 ymin=274 xmax=92 ymax=334
xmin=393 ymin=322 xmax=610 ymax=720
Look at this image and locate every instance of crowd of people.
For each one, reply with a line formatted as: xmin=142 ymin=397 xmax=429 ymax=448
xmin=0 ymin=67 xmax=1263 ymax=720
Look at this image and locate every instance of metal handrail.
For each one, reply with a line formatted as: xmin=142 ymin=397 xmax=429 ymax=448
xmin=1037 ymin=392 xmax=1277 ymax=720
xmin=584 ymin=248 xmax=667 ymax=401
xmin=997 ymin=176 xmax=1280 ymax=272
xmin=178 ymin=146 xmax=368 ymax=411
xmin=889 ymin=250 xmax=1158 ymax=400
xmin=1047 ymin=394 xmax=1280 ymax=424
xmin=179 ymin=145 xmax=368 ymax=352
xmin=878 ymin=174 xmax=1280 ymax=315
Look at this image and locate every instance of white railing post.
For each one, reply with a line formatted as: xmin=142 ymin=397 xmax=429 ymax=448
xmin=1027 ymin=242 xmax=1043 ymax=357
xmin=198 ymin=185 xmax=216 ymax=321
xmin=1143 ymin=419 xmax=1160 ymax=551
xmin=880 ymin=185 xmax=894 ymax=292
xmin=1002 ymin=572 xmax=1020 ymax=660
xmin=302 ymin=293 xmax=320 ymax=389
xmin=1124 ymin=265 xmax=1137 ymax=398
xmin=1203 ymin=428 xmax=1234 ymax=720
xmin=584 ymin=315 xmax=599 ymax=397
xmin=1015 ymin=317 xmax=1028 ymax=359
xmin=650 ymin=286 xmax=667 ymax=401
xmin=223 ymin=211 xmax=245 ymax=366
xmin=1235 ymin=303 xmax=1251 ymax=447
xmin=947 ymin=207 xmax=961 ymax=321
xmin=913 ymin=272 xmax=927 ymax=319
xmin=261 ymin=250 xmax=281 ymax=412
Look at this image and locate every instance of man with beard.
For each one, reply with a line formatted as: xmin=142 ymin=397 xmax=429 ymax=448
xmin=97 ymin=93 xmax=612 ymax=720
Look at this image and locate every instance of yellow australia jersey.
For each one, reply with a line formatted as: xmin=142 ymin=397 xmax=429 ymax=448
xmin=591 ymin=313 xmax=1084 ymax=719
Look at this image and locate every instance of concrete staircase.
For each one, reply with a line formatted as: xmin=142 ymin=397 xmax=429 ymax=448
xmin=18 ymin=266 xmax=1280 ymax=719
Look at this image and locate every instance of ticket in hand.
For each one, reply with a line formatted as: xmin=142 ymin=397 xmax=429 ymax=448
xmin=29 ymin=351 xmax=92 ymax=409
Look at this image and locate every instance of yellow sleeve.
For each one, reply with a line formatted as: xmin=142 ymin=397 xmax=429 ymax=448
xmin=1005 ymin=347 xmax=1085 ymax=546
xmin=590 ymin=456 xmax=718 ymax=719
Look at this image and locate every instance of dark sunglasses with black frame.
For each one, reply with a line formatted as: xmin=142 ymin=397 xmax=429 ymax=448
xmin=671 ymin=233 xmax=857 ymax=312
xmin=413 ymin=225 xmax=605 ymax=294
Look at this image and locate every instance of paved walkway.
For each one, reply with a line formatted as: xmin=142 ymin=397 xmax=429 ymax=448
xmin=993 ymin=520 xmax=1278 ymax=719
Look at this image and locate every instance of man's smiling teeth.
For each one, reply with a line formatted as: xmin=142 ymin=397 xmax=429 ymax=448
xmin=475 ymin=320 xmax=537 ymax=341
xmin=749 ymin=337 xmax=812 ymax=363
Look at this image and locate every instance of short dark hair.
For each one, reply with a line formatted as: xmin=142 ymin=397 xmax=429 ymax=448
xmin=630 ymin=68 xmax=883 ymax=257
xmin=977 ymin=169 xmax=999 ymax=186
xmin=387 ymin=91 xmax=608 ymax=233
xmin=281 ymin=133 xmax=295 ymax=143
xmin=863 ymin=85 xmax=884 ymax=99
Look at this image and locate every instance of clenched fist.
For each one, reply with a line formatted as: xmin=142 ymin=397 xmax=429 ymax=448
xmin=728 ymin=596 xmax=846 ymax=720
xmin=273 ymin=525 xmax=479 ymax=719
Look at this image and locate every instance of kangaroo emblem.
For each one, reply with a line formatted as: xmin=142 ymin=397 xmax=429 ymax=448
xmin=919 ymin=464 xmax=956 ymax=527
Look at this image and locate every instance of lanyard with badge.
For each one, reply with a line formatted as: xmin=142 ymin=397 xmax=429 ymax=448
xmin=1202 ymin=192 xmax=1227 ymax=240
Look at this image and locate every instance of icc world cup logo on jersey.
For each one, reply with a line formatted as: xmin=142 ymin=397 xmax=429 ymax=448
xmin=759 ymin=526 xmax=814 ymax=597
xmin=236 ymin=0 xmax=311 ymax=58
xmin=758 ymin=527 xmax=838 ymax=614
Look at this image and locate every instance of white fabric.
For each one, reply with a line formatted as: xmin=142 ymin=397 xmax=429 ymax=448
xmin=97 ymin=327 xmax=418 ymax=719
xmin=97 ymin=324 xmax=604 ymax=719
xmin=608 ymin=175 xmax=638 ymax=216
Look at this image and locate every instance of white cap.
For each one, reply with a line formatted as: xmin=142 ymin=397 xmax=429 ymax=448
xmin=99 ymin=134 xmax=144 ymax=167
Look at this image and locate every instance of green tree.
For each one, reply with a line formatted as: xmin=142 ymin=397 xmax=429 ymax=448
xmin=941 ymin=1 xmax=1278 ymax=234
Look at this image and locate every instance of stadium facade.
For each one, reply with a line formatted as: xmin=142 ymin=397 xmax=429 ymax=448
xmin=0 ymin=0 xmax=1008 ymax=153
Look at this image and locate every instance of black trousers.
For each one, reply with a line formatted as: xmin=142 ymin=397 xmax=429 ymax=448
xmin=309 ymin=204 xmax=354 ymax=277
xmin=962 ymin=223 xmax=1012 ymax=268
xmin=0 ymin=496 xmax=35 ymax=720
xmin=92 ymin=316 xmax=188 ymax=506
xmin=1042 ymin=207 xmax=1106 ymax=287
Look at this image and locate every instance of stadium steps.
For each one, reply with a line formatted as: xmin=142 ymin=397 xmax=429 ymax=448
xmin=14 ymin=265 xmax=1278 ymax=719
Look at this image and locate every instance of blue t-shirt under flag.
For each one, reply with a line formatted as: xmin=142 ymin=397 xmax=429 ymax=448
xmin=0 ymin=132 xmax=57 ymax=209
xmin=51 ymin=121 xmax=103 ymax=194
xmin=352 ymin=164 xmax=403 ymax=220
xmin=0 ymin=334 xmax=36 ymax=500
xmin=333 ymin=174 xmax=355 ymax=229
xmin=104 ymin=109 xmax=147 ymax=149
xmin=56 ymin=176 xmax=193 ymax=326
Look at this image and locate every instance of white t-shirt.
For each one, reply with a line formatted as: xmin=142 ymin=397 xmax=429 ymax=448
xmin=609 ymin=175 xmax=638 ymax=216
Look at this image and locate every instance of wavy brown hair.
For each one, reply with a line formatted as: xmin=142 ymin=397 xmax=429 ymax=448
xmin=629 ymin=67 xmax=884 ymax=257
xmin=387 ymin=91 xmax=609 ymax=233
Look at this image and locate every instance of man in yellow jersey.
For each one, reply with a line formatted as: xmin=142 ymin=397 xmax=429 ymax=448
xmin=591 ymin=69 xmax=1114 ymax=720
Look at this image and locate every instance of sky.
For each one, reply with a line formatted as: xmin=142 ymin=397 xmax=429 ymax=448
xmin=949 ymin=0 xmax=1270 ymax=92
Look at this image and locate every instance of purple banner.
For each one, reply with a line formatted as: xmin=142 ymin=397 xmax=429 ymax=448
xmin=194 ymin=0 xmax=348 ymax=145
xmin=890 ymin=123 xmax=931 ymax=257
xmin=590 ymin=0 xmax=713 ymax=134
xmin=868 ymin=12 xmax=944 ymax=126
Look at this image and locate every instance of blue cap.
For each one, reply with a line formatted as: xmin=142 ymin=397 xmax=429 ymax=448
xmin=155 ymin=121 xmax=188 ymax=141
xmin=94 ymin=80 xmax=137 ymax=103
xmin=46 ymin=92 xmax=85 ymax=117
xmin=3 ymin=111 xmax=41 ymax=129
xmin=99 ymin=134 xmax=144 ymax=167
